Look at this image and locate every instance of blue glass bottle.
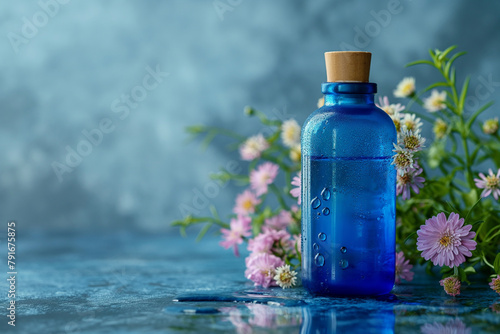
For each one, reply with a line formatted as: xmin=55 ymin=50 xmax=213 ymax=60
xmin=301 ymin=52 xmax=397 ymax=296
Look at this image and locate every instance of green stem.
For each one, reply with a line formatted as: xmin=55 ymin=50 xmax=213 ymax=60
xmin=483 ymin=224 xmax=500 ymax=242
xmin=483 ymin=253 xmax=495 ymax=269
xmin=269 ymin=184 xmax=289 ymax=210
xmin=459 ymin=123 xmax=474 ymax=189
xmin=439 ymin=66 xmax=460 ymax=113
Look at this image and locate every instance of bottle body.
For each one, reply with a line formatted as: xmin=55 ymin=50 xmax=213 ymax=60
xmin=301 ymin=83 xmax=397 ymax=296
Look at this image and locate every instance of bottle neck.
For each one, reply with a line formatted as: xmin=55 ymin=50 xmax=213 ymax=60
xmin=321 ymin=82 xmax=376 ymax=106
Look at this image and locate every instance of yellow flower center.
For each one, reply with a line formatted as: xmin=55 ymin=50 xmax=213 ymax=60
xmin=279 ymin=271 xmax=292 ymax=283
xmin=403 ymin=135 xmax=420 ymax=150
xmin=393 ymin=119 xmax=401 ymax=132
xmin=247 ymin=141 xmax=259 ymax=150
xmin=398 ymin=174 xmax=412 ymax=184
xmin=431 ymin=99 xmax=444 ymax=108
xmin=395 ymin=153 xmax=410 ymax=168
xmin=486 ymin=175 xmax=500 ymax=189
xmin=433 ymin=120 xmax=447 ymax=139
xmin=242 ymin=199 xmax=253 ymax=210
xmin=400 ymin=83 xmax=414 ymax=96
xmin=439 ymin=235 xmax=451 ymax=247
xmin=494 ymin=280 xmax=500 ymax=292
xmin=404 ymin=121 xmax=415 ymax=131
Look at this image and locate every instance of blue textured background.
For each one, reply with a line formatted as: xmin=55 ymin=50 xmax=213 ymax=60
xmin=1 ymin=0 xmax=499 ymax=232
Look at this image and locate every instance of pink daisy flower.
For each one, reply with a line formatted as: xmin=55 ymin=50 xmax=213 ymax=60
xmin=440 ymin=276 xmax=461 ymax=296
xmin=250 ymin=162 xmax=279 ymax=196
xmin=416 ymin=212 xmax=477 ymax=267
xmin=233 ymin=190 xmax=261 ymax=216
xmin=264 ymin=210 xmax=293 ymax=230
xmin=474 ymin=168 xmax=500 ymax=200
xmin=239 ymin=134 xmax=269 ymax=161
xmin=248 ymin=228 xmax=292 ymax=255
xmin=290 ymin=172 xmax=301 ymax=205
xmin=395 ymin=251 xmax=414 ymax=284
xmin=490 ymin=275 xmax=500 ymax=295
xmin=397 ymin=165 xmax=425 ymax=200
xmin=245 ymin=252 xmax=284 ymax=287
xmin=219 ymin=216 xmax=252 ymax=257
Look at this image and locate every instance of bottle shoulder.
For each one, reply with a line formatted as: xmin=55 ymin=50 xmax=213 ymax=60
xmin=304 ymin=104 xmax=394 ymax=127
xmin=301 ymin=105 xmax=397 ymax=157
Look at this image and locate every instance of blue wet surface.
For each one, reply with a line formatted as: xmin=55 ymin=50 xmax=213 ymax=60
xmin=1 ymin=232 xmax=499 ymax=333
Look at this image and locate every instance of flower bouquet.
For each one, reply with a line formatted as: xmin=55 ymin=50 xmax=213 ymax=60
xmin=173 ymin=46 xmax=500 ymax=296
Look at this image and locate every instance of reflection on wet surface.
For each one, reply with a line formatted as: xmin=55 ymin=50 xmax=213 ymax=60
xmin=16 ymin=233 xmax=500 ymax=333
xmin=171 ymin=285 xmax=500 ymax=333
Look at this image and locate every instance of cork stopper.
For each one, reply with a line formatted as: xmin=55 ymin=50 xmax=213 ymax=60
xmin=324 ymin=51 xmax=371 ymax=82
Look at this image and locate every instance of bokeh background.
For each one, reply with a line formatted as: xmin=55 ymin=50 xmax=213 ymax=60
xmin=1 ymin=0 xmax=499 ymax=233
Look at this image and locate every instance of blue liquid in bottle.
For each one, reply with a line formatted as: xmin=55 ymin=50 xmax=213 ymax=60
xmin=301 ymin=78 xmax=397 ymax=296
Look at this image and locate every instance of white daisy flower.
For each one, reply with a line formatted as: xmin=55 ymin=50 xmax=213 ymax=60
xmin=281 ymin=119 xmax=301 ymax=148
xmin=273 ymin=264 xmax=297 ymax=289
xmin=423 ymin=90 xmax=447 ymax=112
xmin=394 ymin=77 xmax=416 ymax=98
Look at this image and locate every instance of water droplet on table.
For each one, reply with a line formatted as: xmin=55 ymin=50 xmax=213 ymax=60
xmin=315 ymin=253 xmax=325 ymax=267
xmin=318 ymin=232 xmax=326 ymax=241
xmin=311 ymin=197 xmax=321 ymax=209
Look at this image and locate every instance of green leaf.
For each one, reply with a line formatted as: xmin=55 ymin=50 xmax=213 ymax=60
xmin=421 ymin=82 xmax=450 ymax=94
xmin=209 ymin=205 xmax=220 ymax=220
xmin=450 ymin=68 xmax=456 ymax=86
xmin=464 ymin=266 xmax=476 ymax=274
xmin=196 ymin=222 xmax=213 ymax=242
xmin=446 ymin=201 xmax=460 ymax=215
xmin=405 ymin=60 xmax=435 ymax=68
xmin=463 ymin=190 xmax=479 ymax=216
xmin=439 ymin=45 xmax=458 ymax=61
xmin=186 ymin=125 xmax=207 ymax=135
xmin=494 ymin=253 xmax=500 ymax=275
xmin=443 ymin=100 xmax=457 ymax=114
xmin=458 ymin=266 xmax=470 ymax=284
xmin=465 ymin=101 xmax=494 ymax=129
xmin=470 ymin=145 xmax=483 ymax=164
xmin=458 ymin=76 xmax=471 ymax=114
xmin=444 ymin=51 xmax=466 ymax=77
xmin=403 ymin=231 xmax=417 ymax=244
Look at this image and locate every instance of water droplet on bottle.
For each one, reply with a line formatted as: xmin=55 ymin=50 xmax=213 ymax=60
xmin=311 ymin=197 xmax=321 ymax=209
xmin=315 ymin=253 xmax=325 ymax=267
xmin=340 ymin=259 xmax=349 ymax=269
xmin=340 ymin=246 xmax=347 ymax=254
xmin=322 ymin=207 xmax=330 ymax=216
xmin=321 ymin=188 xmax=331 ymax=200
xmin=377 ymin=217 xmax=380 ymax=221
xmin=313 ymin=243 xmax=319 ymax=251
xmin=332 ymin=188 xmax=337 ymax=192
xmin=318 ymin=232 xmax=326 ymax=241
